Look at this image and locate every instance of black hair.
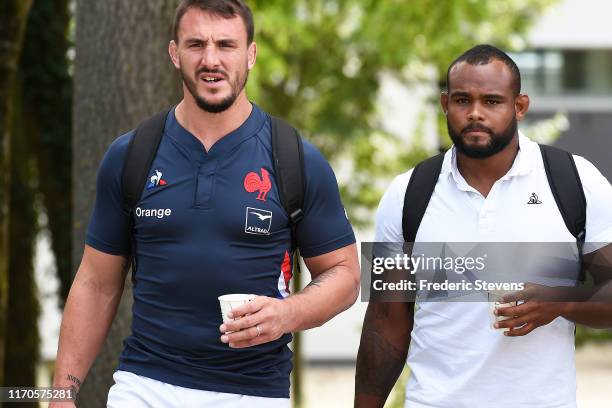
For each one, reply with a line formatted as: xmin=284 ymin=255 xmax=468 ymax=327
xmin=446 ymin=44 xmax=521 ymax=96
xmin=173 ymin=0 xmax=254 ymax=44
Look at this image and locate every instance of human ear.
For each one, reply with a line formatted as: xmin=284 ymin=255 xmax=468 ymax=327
xmin=169 ymin=40 xmax=180 ymax=69
xmin=515 ymin=94 xmax=530 ymax=121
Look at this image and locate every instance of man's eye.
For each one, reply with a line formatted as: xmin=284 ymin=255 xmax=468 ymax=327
xmin=486 ymin=100 xmax=500 ymax=105
xmin=456 ymin=98 xmax=469 ymax=104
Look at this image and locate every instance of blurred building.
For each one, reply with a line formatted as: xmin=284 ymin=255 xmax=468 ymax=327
xmin=516 ymin=0 xmax=612 ymax=181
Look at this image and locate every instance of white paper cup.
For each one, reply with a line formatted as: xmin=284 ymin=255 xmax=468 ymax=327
xmin=218 ymin=294 xmax=256 ymax=325
xmin=487 ymin=291 xmax=517 ymax=332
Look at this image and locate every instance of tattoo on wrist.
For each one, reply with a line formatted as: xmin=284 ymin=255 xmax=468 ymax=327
xmin=67 ymin=374 xmax=82 ymax=393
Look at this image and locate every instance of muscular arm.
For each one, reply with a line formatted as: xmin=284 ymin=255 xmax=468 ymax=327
xmin=498 ymin=285 xmax=612 ymax=335
xmin=286 ymin=243 xmax=360 ymax=331
xmin=51 ymin=245 xmax=128 ymax=395
xmin=220 ymin=244 xmax=360 ymax=346
xmin=354 ymin=301 xmax=414 ymax=408
xmin=498 ymin=244 xmax=612 ymax=334
xmin=560 ymin=243 xmax=612 ymax=328
xmin=559 ymin=298 xmax=612 ymax=328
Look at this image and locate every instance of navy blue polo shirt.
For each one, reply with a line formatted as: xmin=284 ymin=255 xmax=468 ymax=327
xmin=86 ymin=104 xmax=355 ymax=398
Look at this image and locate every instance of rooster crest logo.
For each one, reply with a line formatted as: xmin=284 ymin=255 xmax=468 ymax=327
xmin=244 ymin=168 xmax=272 ymax=201
xmin=146 ymin=169 xmax=167 ymax=190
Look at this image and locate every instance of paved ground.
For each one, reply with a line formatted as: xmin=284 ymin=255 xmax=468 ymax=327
xmin=35 ymin=343 xmax=612 ymax=407
xmin=303 ymin=343 xmax=612 ymax=407
xmin=574 ymin=343 xmax=612 ymax=407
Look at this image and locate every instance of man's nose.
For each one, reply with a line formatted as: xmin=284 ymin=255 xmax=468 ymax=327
xmin=467 ymin=102 xmax=485 ymax=122
xmin=200 ymin=45 xmax=221 ymax=69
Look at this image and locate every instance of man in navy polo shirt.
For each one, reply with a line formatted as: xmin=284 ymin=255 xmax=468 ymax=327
xmin=51 ymin=1 xmax=360 ymax=407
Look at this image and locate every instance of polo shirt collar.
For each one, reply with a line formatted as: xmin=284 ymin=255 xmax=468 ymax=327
xmin=443 ymin=130 xmax=538 ymax=188
xmin=504 ymin=132 xmax=538 ymax=178
xmin=165 ymin=103 xmax=266 ymax=158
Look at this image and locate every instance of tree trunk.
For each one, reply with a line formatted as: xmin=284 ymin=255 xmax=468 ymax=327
xmin=2 ymin=0 xmax=72 ymax=391
xmin=18 ymin=0 xmax=73 ymax=307
xmin=3 ymin=78 xmax=40 ymax=407
xmin=73 ymin=0 xmax=179 ymax=406
xmin=0 ymin=0 xmax=32 ymax=387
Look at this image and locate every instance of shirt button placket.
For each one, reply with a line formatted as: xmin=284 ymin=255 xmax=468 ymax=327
xmin=194 ymin=159 xmax=216 ymax=209
xmin=479 ymin=202 xmax=492 ymax=235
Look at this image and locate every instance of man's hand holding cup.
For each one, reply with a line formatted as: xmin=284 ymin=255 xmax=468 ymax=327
xmin=219 ymin=295 xmax=296 ymax=348
xmin=493 ymin=283 xmax=568 ymax=336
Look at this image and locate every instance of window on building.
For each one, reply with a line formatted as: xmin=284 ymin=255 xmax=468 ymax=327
xmin=510 ymin=50 xmax=612 ymax=95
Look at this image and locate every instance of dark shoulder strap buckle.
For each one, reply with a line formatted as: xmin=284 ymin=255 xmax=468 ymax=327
xmin=289 ymin=209 xmax=304 ymax=224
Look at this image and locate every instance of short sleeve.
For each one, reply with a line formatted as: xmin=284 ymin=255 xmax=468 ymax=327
xmin=574 ymin=155 xmax=612 ymax=252
xmin=374 ymin=171 xmax=412 ymax=243
xmin=294 ymin=141 xmax=355 ymax=258
xmin=85 ymin=131 xmax=134 ymax=255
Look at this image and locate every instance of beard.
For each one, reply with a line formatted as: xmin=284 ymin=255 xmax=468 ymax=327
xmin=181 ymin=64 xmax=249 ymax=114
xmin=448 ymin=117 xmax=517 ymax=159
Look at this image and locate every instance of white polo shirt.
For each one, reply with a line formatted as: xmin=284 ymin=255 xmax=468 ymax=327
xmin=375 ymin=134 xmax=612 ymax=408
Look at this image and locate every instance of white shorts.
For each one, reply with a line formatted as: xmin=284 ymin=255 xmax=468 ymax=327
xmin=107 ymin=370 xmax=290 ymax=408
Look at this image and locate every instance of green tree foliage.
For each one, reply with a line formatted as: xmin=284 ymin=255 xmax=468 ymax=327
xmin=247 ymin=0 xmax=555 ymax=224
xmin=576 ymin=326 xmax=612 ymax=347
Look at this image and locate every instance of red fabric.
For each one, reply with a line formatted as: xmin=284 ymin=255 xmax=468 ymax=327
xmin=281 ymin=250 xmax=292 ymax=293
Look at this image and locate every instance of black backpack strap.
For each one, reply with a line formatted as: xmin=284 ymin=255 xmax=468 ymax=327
xmin=271 ymin=116 xmax=305 ymax=228
xmin=121 ymin=109 xmax=169 ymax=284
xmin=539 ymin=144 xmax=586 ymax=242
xmin=122 ymin=110 xmax=169 ymax=208
xmin=271 ymin=116 xmax=305 ymax=279
xmin=540 ymin=144 xmax=587 ymax=281
xmin=402 ymin=153 xmax=445 ymax=242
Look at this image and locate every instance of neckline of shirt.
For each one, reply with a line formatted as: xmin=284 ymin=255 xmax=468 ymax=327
xmin=164 ymin=103 xmax=266 ymax=159
xmin=443 ymin=131 xmax=539 ymax=191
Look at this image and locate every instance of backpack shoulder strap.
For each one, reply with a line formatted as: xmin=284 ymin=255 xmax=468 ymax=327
xmin=121 ymin=109 xmax=169 ymax=208
xmin=402 ymin=153 xmax=445 ymax=242
xmin=121 ymin=109 xmax=169 ymax=286
xmin=271 ymin=116 xmax=305 ymax=226
xmin=539 ymin=144 xmax=586 ymax=242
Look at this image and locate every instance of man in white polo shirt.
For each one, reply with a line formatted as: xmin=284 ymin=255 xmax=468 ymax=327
xmin=354 ymin=44 xmax=612 ymax=408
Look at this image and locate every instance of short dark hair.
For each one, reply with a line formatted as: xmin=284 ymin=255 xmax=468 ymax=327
xmin=446 ymin=44 xmax=521 ymax=96
xmin=173 ymin=0 xmax=254 ymax=44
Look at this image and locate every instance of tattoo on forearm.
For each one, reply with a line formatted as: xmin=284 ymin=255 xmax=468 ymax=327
xmin=67 ymin=374 xmax=82 ymax=393
xmin=355 ymin=303 xmax=411 ymax=400
xmin=306 ymin=268 xmax=338 ymax=288
xmin=355 ymin=330 xmax=408 ymax=397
